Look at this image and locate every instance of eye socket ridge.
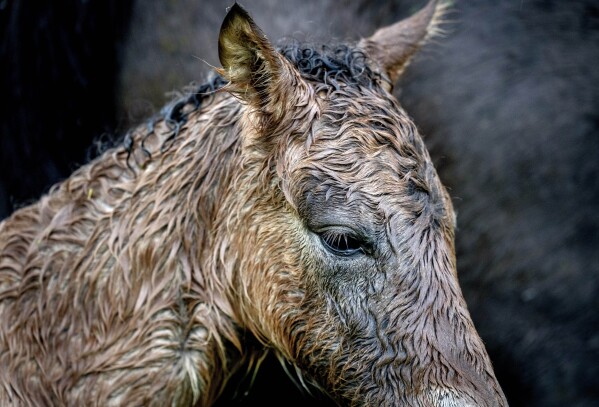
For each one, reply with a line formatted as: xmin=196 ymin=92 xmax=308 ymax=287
xmin=318 ymin=228 xmax=368 ymax=257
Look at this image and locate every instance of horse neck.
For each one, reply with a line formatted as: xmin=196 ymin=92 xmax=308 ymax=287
xmin=0 ymin=93 xmax=258 ymax=405
xmin=111 ymin=93 xmax=246 ymax=301
xmin=106 ymin=93 xmax=256 ymax=381
xmin=59 ymin=92 xmax=248 ymax=348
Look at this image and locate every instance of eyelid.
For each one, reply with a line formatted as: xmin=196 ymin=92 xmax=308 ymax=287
xmin=316 ymin=227 xmax=371 ymax=256
xmin=320 ymin=230 xmax=356 ymax=247
xmin=320 ymin=233 xmax=362 ymax=256
xmin=312 ymin=224 xmax=361 ymax=236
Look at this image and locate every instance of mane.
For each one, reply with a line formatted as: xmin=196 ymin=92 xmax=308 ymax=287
xmin=98 ymin=42 xmax=384 ymax=164
xmin=278 ymin=41 xmax=385 ymax=90
xmin=109 ymin=74 xmax=229 ymax=170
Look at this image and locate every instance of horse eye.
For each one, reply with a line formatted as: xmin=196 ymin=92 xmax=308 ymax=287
xmin=319 ymin=230 xmax=365 ymax=256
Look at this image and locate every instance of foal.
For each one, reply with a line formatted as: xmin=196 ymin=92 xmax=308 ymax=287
xmin=0 ymin=1 xmax=507 ymax=406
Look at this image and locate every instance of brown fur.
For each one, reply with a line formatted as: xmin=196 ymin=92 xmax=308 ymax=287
xmin=0 ymin=2 xmax=507 ymax=406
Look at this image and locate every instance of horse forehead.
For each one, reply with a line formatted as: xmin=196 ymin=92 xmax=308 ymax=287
xmin=309 ymin=109 xmax=425 ymax=176
xmin=298 ymin=146 xmax=423 ymax=202
xmin=316 ymin=90 xmax=416 ymax=139
xmin=322 ymin=87 xmax=401 ymax=116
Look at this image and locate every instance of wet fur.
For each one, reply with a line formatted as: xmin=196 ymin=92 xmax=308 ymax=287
xmin=0 ymin=3 xmax=506 ymax=406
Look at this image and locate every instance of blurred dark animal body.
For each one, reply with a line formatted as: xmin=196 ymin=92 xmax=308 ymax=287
xmin=397 ymin=3 xmax=599 ymax=406
xmin=0 ymin=0 xmax=134 ymax=218
xmin=0 ymin=2 xmax=508 ymax=406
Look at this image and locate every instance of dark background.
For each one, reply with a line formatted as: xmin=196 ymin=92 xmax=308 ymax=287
xmin=1 ymin=1 xmax=598 ymax=406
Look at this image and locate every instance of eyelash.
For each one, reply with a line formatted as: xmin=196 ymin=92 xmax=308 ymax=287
xmin=319 ymin=230 xmax=365 ymax=256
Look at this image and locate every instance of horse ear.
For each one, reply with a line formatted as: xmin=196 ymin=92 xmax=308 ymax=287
xmin=359 ymin=0 xmax=445 ymax=86
xmin=218 ymin=3 xmax=286 ymax=108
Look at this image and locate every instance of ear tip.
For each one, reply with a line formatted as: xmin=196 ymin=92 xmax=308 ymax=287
xmin=359 ymin=0 xmax=445 ymax=84
xmin=224 ymin=2 xmax=250 ymax=23
xmin=219 ymin=2 xmax=271 ymax=69
xmin=227 ymin=2 xmax=242 ymax=12
xmin=219 ymin=3 xmax=249 ymax=65
xmin=220 ymin=2 xmax=254 ymax=41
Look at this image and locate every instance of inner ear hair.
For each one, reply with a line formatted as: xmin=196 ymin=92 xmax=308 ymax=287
xmin=217 ymin=3 xmax=281 ymax=105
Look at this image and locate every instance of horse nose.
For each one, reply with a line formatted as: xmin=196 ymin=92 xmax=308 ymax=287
xmin=427 ymin=388 xmax=475 ymax=406
xmin=426 ymin=386 xmax=505 ymax=407
xmin=420 ymin=349 xmax=508 ymax=406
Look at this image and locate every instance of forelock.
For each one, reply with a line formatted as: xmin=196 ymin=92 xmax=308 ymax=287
xmin=277 ymin=41 xmax=387 ymax=90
